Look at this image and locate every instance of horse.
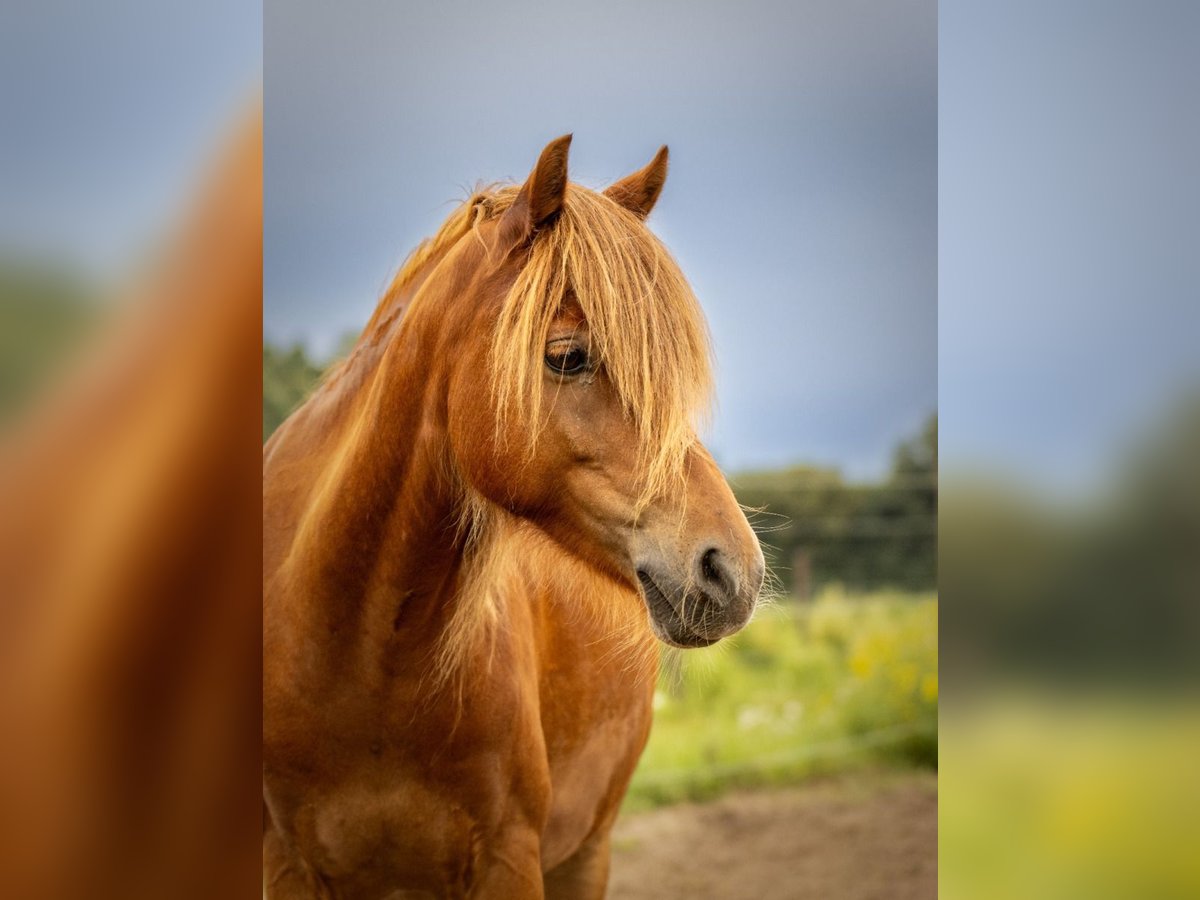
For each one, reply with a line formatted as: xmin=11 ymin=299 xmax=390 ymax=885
xmin=263 ymin=135 xmax=765 ymax=899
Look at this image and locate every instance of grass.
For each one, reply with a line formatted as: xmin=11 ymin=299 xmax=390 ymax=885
xmin=624 ymin=588 xmax=938 ymax=811
xmin=940 ymin=697 xmax=1200 ymax=900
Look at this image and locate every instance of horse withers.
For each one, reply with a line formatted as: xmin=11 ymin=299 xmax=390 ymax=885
xmin=263 ymin=135 xmax=765 ymax=898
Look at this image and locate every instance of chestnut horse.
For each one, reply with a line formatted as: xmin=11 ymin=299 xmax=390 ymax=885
xmin=263 ymin=136 xmax=764 ymax=898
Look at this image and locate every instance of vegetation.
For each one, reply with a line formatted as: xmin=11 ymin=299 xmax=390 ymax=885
xmin=940 ymin=699 xmax=1200 ymax=900
xmin=262 ymin=343 xmax=325 ymax=442
xmin=626 ymin=588 xmax=938 ymax=811
xmin=733 ymin=418 xmax=937 ymax=594
xmin=0 ymin=261 xmax=97 ymax=425
xmin=941 ymin=395 xmax=1199 ymax=687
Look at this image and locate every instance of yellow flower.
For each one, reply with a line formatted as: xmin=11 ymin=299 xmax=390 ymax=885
xmin=850 ymin=646 xmax=873 ymax=677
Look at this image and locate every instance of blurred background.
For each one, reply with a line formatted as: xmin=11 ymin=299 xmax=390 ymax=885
xmin=940 ymin=2 xmax=1200 ymax=898
xmin=264 ymin=1 xmax=937 ymax=896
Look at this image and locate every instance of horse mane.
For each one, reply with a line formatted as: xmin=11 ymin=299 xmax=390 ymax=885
xmin=487 ymin=183 xmax=714 ymax=511
xmin=367 ymin=193 xmax=488 ymax=337
xmin=349 ymin=179 xmax=713 ymax=510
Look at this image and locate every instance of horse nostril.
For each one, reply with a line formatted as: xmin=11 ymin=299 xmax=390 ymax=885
xmin=698 ymin=547 xmax=736 ymax=603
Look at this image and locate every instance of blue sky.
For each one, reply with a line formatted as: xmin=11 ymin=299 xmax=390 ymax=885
xmin=263 ymin=0 xmax=937 ymax=478
xmin=940 ymin=0 xmax=1200 ymax=493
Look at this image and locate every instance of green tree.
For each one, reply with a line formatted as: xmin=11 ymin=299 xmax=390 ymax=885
xmin=731 ymin=415 xmax=938 ymax=595
xmin=262 ymin=343 xmax=324 ymax=442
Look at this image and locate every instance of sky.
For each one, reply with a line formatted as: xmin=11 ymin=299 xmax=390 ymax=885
xmin=940 ymin=0 xmax=1200 ymax=494
xmin=263 ymin=0 xmax=938 ymax=478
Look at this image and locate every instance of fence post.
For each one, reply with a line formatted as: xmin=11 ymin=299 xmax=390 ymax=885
xmin=792 ymin=547 xmax=812 ymax=602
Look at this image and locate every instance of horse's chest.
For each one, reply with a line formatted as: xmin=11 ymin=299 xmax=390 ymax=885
xmin=538 ymin=676 xmax=655 ymax=867
xmin=301 ymin=683 xmax=649 ymax=881
xmin=306 ymin=775 xmax=477 ymax=892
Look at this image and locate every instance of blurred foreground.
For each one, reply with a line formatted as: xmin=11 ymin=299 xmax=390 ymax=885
xmin=0 ymin=114 xmax=262 ymax=899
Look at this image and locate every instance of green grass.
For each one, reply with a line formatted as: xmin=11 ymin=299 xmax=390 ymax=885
xmin=940 ymin=699 xmax=1200 ymax=900
xmin=624 ymin=588 xmax=938 ymax=811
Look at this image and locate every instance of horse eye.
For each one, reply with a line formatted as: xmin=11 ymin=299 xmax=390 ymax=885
xmin=545 ymin=345 xmax=589 ymax=377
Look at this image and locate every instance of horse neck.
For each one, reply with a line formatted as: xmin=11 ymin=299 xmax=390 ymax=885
xmin=266 ymin=293 xmax=473 ymax=663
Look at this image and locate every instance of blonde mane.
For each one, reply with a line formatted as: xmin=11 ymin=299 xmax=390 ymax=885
xmin=384 ymin=182 xmax=713 ymax=503
xmin=489 ymin=184 xmax=713 ymax=510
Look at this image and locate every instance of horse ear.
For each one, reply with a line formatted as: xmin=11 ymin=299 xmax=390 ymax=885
xmin=604 ymin=145 xmax=669 ymax=220
xmin=496 ymin=134 xmax=572 ymax=250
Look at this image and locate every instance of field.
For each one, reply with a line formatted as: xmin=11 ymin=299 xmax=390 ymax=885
xmin=624 ymin=589 xmax=938 ymax=811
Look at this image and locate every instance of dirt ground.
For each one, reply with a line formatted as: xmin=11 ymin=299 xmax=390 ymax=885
xmin=607 ymin=771 xmax=937 ymax=900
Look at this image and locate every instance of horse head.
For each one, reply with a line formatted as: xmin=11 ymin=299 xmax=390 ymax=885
xmin=398 ymin=135 xmax=764 ymax=648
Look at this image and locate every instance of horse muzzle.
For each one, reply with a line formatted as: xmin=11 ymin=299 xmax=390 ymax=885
xmin=635 ymin=544 xmax=764 ymax=648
